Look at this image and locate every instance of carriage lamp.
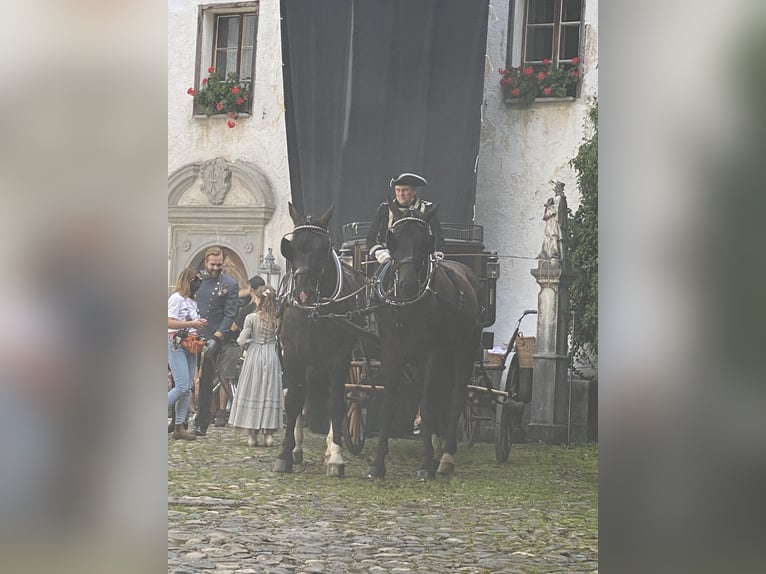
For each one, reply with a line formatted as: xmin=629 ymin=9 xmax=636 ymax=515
xmin=485 ymin=252 xmax=500 ymax=279
xmin=259 ymin=247 xmax=282 ymax=287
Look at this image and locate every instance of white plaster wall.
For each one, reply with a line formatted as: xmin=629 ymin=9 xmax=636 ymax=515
xmin=168 ymin=0 xmax=293 ymax=280
xmin=477 ymin=0 xmax=598 ymax=346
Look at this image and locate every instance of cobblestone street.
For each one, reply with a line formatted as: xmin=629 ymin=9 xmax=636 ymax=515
xmin=168 ymin=426 xmax=598 ymax=574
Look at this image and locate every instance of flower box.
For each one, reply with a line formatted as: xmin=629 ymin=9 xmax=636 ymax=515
xmin=187 ymin=66 xmax=251 ymax=128
xmin=504 ymin=96 xmax=576 ymax=106
xmin=498 ymin=58 xmax=581 ymax=106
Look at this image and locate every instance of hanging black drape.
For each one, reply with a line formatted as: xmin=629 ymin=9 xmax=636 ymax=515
xmin=281 ymin=0 xmax=490 ymax=243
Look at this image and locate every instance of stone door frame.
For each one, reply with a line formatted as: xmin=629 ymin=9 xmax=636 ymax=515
xmin=168 ymin=158 xmax=276 ymax=292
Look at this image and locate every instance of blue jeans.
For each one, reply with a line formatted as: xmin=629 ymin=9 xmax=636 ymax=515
xmin=168 ymin=336 xmax=197 ymax=424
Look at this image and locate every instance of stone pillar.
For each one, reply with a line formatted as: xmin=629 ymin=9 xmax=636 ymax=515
xmin=526 ymin=181 xmax=575 ymax=444
xmin=527 ymin=262 xmax=575 ymax=443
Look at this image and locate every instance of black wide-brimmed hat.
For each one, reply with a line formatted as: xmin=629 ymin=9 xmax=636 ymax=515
xmin=389 ymin=173 xmax=427 ymax=188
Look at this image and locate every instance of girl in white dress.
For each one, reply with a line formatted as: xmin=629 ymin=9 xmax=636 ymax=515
xmin=228 ymin=286 xmax=283 ymax=446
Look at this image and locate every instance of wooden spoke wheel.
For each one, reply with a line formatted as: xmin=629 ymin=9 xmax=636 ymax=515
xmin=458 ymin=400 xmax=477 ymax=447
xmin=495 ymin=358 xmax=520 ymax=462
xmin=343 ymin=398 xmax=366 ymax=455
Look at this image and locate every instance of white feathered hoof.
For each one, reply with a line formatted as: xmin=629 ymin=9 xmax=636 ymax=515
xmin=292 ymin=449 xmax=303 ymax=464
xmin=436 ymin=460 xmax=455 ymax=476
xmin=273 ymin=457 xmax=293 ymax=473
xmin=326 ymin=463 xmax=345 ymax=478
xmin=417 ymin=469 xmax=435 ymax=482
xmin=365 ymin=465 xmax=385 ymax=479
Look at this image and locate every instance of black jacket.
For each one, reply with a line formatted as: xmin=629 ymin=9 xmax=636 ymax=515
xmin=366 ymin=197 xmax=445 ymax=257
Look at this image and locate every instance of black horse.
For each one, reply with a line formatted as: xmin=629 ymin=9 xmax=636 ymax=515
xmin=366 ymin=204 xmax=482 ymax=480
xmin=274 ymin=203 xmax=368 ymax=476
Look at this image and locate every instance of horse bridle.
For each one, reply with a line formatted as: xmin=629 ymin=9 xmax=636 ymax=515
xmin=376 ymin=216 xmax=439 ymax=307
xmin=282 ymin=223 xmax=344 ymax=310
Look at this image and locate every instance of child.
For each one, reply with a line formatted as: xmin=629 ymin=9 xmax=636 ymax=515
xmin=229 ymin=286 xmax=283 ymax=446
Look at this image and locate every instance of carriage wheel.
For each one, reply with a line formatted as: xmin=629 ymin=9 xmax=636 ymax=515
xmin=458 ymin=400 xmax=477 ymax=447
xmin=495 ymin=360 xmax=520 ymax=462
xmin=343 ymin=399 xmax=366 ymax=455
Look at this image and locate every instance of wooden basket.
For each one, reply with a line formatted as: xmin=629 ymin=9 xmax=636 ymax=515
xmin=486 ymin=352 xmax=505 ymax=367
xmin=514 ymin=332 xmax=536 ymax=368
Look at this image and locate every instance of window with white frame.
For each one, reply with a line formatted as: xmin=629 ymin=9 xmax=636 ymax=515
xmin=194 ymin=2 xmax=259 ymax=115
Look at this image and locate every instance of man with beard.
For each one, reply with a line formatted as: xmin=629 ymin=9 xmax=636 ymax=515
xmin=192 ymin=246 xmax=240 ymax=436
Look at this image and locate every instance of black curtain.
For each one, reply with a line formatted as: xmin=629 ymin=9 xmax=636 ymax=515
xmin=281 ymin=0 xmax=490 ymax=243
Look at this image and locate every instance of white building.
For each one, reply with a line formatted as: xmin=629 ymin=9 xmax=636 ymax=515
xmin=167 ymin=0 xmax=598 ymax=344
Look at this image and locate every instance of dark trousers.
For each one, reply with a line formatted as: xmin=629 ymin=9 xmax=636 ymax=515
xmin=195 ymin=351 xmax=217 ymax=430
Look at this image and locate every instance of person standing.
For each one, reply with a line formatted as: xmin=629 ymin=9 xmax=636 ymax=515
xmin=192 ymin=246 xmax=240 ymax=436
xmin=366 ymin=172 xmax=445 ymax=264
xmin=233 ymin=275 xmax=266 ymax=333
xmin=229 ymin=286 xmax=283 ymax=447
xmin=168 ymin=268 xmax=206 ymax=441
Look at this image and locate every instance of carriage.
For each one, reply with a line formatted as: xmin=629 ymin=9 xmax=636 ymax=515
xmin=276 ymin=204 xmax=538 ymax=479
xmin=335 ymin=221 xmax=535 ymax=463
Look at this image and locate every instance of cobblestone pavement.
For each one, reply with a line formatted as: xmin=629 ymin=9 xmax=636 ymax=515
xmin=168 ymin=425 xmax=598 ymax=574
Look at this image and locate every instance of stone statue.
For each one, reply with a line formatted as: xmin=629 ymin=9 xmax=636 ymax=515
xmin=538 ymin=197 xmax=561 ymax=261
xmin=552 ymin=180 xmax=568 ymax=266
xmin=538 ymin=180 xmax=569 ymax=265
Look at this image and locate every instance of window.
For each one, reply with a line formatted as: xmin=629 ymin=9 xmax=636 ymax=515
xmin=213 ymin=13 xmax=257 ymax=82
xmin=194 ymin=3 xmax=259 ymax=115
xmin=524 ymin=0 xmax=581 ymax=66
xmin=507 ymin=0 xmax=583 ymax=70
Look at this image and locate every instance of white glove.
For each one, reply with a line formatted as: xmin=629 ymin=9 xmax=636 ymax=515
xmin=375 ymin=249 xmax=391 ymax=264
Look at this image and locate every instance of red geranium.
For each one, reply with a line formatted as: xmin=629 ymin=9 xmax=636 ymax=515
xmin=208 ymin=66 xmax=216 ymax=73
xmin=187 ymin=87 xmax=196 ymax=96
xmin=226 ymin=120 xmax=235 ymax=128
xmin=236 ymin=97 xmax=244 ymax=105
xmin=542 ymin=58 xmax=551 ymax=65
xmin=231 ymin=86 xmax=240 ymax=95
xmin=543 ymin=86 xmax=552 ymax=96
xmin=571 ymin=57 xmax=580 ymax=64
xmin=522 ymin=67 xmax=534 ymax=76
xmin=216 ymin=102 xmax=224 ymax=111
xmin=202 ymin=78 xmax=208 ymax=85
xmin=511 ymin=88 xmax=520 ymax=97
xmin=537 ymin=72 xmax=546 ymax=81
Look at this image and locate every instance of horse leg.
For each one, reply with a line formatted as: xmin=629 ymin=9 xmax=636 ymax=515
xmin=325 ymin=352 xmax=351 ymax=477
xmin=417 ymin=354 xmax=439 ymax=481
xmin=293 ymin=413 xmax=304 ymax=464
xmin=365 ymin=351 xmax=403 ymax=479
xmin=274 ymin=362 xmax=305 ymax=473
xmin=438 ymin=348 xmax=473 ymax=476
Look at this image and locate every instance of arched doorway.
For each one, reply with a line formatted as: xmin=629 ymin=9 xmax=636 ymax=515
xmin=168 ymin=157 xmax=276 ymax=294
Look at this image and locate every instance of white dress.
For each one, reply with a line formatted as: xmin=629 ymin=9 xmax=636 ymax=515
xmin=228 ymin=312 xmax=283 ymax=431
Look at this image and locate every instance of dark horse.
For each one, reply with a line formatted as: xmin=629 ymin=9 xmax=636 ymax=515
xmin=366 ymin=205 xmax=482 ymax=480
xmin=274 ymin=203 xmax=368 ymax=476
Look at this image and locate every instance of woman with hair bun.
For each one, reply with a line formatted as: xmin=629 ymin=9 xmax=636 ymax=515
xmin=228 ymin=286 xmax=283 ymax=447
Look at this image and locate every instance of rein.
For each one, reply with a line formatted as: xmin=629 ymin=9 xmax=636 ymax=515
xmin=375 ymin=253 xmax=439 ymax=307
xmin=282 ymin=223 xmax=345 ymax=310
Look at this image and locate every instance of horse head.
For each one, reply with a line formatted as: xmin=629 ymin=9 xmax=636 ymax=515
xmin=385 ymin=203 xmax=438 ymax=301
xmin=281 ymin=202 xmax=335 ymax=306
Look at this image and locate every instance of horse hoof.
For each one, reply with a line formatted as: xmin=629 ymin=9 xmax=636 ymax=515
xmin=292 ymin=450 xmax=303 ymax=464
xmin=437 ymin=461 xmax=454 ymax=476
xmin=327 ymin=463 xmax=345 ymax=478
xmin=364 ymin=466 xmax=385 ymax=479
xmin=417 ymin=469 xmax=435 ymax=482
xmin=273 ymin=458 xmax=293 ymax=473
